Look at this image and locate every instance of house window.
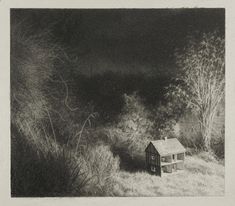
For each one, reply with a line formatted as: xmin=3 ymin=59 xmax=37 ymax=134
xmin=151 ymin=155 xmax=155 ymax=160
xmin=151 ymin=165 xmax=156 ymax=172
xmin=161 ymin=157 xmax=166 ymax=162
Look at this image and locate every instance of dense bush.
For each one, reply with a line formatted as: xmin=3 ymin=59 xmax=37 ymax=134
xmin=11 ymin=19 xmax=71 ymax=196
xmin=83 ymin=145 xmax=120 ymax=196
xmin=104 ymin=93 xmax=153 ymax=171
xmin=175 ymin=113 xmax=224 ymax=158
xmin=211 ymin=126 xmax=225 ymax=159
xmin=151 ymin=102 xmax=184 ymax=139
xmin=167 ymin=32 xmax=225 ymax=151
xmin=11 ymin=120 xmax=93 ymax=197
xmin=11 ymin=19 xmax=119 ymax=196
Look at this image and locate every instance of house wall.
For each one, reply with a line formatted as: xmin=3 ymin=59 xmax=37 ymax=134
xmin=162 ymin=165 xmax=172 ymax=173
xmin=147 ymin=165 xmax=161 ymax=175
xmin=176 ymin=162 xmax=184 ymax=170
xmin=145 ymin=143 xmax=160 ymax=166
xmin=161 ymin=155 xmax=172 ymax=163
xmin=146 ymin=143 xmax=185 ymax=176
xmin=177 ymin=153 xmax=184 ymax=160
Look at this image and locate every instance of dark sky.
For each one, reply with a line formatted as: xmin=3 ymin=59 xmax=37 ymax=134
xmin=12 ymin=9 xmax=225 ymax=76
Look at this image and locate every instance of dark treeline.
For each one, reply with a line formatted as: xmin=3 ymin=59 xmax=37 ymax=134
xmin=11 ymin=9 xmax=224 ymax=76
xmin=65 ymin=72 xmax=172 ymax=123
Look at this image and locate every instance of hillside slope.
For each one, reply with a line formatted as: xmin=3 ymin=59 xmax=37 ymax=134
xmin=113 ymin=154 xmax=224 ymax=196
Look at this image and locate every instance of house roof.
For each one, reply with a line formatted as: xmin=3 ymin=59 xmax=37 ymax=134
xmin=149 ymin=138 xmax=186 ymax=156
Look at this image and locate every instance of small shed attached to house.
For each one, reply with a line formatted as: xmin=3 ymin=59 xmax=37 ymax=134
xmin=145 ymin=137 xmax=186 ymax=176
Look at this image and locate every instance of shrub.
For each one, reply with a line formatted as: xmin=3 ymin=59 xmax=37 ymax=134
xmin=151 ymin=102 xmax=182 ymax=139
xmin=10 ymin=19 xmax=96 ymax=196
xmin=83 ymin=145 xmax=120 ymax=196
xmin=104 ymin=93 xmax=152 ymax=171
xmin=211 ymin=126 xmax=225 ymax=159
xmin=116 ymin=93 xmax=154 ymax=139
xmin=11 ymin=123 xmax=89 ymax=197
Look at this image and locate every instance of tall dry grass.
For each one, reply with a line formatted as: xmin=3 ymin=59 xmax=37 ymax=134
xmin=11 ymin=19 xmax=119 ymax=196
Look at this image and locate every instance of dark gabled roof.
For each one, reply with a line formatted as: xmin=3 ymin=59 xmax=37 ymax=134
xmin=148 ymin=138 xmax=185 ymax=156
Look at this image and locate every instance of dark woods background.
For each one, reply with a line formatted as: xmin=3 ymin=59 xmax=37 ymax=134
xmin=11 ymin=9 xmax=224 ymax=122
xmin=11 ymin=9 xmax=225 ymax=197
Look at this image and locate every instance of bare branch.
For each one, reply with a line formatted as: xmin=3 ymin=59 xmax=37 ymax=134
xmin=75 ymin=113 xmax=96 ymax=152
xmin=59 ymin=75 xmax=79 ymax=112
xmin=45 ymin=107 xmax=58 ymax=152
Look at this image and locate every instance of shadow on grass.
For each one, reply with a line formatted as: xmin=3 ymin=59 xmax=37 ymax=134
xmin=111 ymin=147 xmax=146 ymax=173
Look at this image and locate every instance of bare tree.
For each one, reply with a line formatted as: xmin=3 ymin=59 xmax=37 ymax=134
xmin=169 ymin=32 xmax=225 ymax=151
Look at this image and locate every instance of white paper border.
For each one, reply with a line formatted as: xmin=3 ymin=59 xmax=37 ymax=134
xmin=1 ymin=0 xmax=235 ymax=205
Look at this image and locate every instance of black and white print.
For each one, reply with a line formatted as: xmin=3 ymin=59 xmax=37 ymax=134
xmin=11 ymin=8 xmax=225 ymax=197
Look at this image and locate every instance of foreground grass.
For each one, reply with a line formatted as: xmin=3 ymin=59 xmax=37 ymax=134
xmin=113 ymin=154 xmax=224 ymax=196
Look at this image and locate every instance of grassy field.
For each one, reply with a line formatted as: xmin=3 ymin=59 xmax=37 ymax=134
xmin=113 ymin=153 xmax=224 ymax=196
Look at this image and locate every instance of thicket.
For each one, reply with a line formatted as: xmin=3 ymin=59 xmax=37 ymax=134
xmin=166 ymin=31 xmax=225 ymax=154
xmin=11 ymin=20 xmax=119 ymax=197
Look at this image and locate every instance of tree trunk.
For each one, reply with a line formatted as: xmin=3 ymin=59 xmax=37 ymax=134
xmin=200 ymin=113 xmax=215 ymax=152
xmin=203 ymin=126 xmax=212 ymax=152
